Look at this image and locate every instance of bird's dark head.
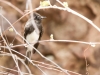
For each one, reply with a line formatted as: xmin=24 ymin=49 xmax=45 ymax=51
xmin=33 ymin=13 xmax=46 ymax=24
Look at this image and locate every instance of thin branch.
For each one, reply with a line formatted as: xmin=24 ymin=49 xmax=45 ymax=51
xmin=0 ymin=65 xmax=33 ymax=75
xmin=56 ymin=0 xmax=100 ymax=32
xmin=0 ymin=27 xmax=23 ymax=75
xmin=0 ymin=13 xmax=18 ymax=34
xmin=32 ymin=60 xmax=82 ymax=75
xmin=0 ymin=45 xmax=46 ymax=75
xmin=0 ymin=71 xmax=12 ymax=75
xmin=16 ymin=57 xmax=32 ymax=75
xmin=35 ymin=5 xmax=100 ymax=32
xmin=39 ymin=40 xmax=98 ymax=45
xmin=84 ymin=45 xmax=90 ymax=75
xmin=1 ymin=39 xmax=99 ymax=50
xmin=0 ymin=0 xmax=24 ymax=15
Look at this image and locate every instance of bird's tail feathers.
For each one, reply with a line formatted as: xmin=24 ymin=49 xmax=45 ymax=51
xmin=25 ymin=50 xmax=32 ymax=65
xmin=33 ymin=43 xmax=39 ymax=53
xmin=33 ymin=48 xmax=36 ymax=53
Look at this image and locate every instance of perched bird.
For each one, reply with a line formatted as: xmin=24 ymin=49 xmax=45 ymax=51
xmin=24 ymin=12 xmax=45 ymax=64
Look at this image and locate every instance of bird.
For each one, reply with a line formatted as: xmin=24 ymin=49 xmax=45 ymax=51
xmin=24 ymin=12 xmax=45 ymax=64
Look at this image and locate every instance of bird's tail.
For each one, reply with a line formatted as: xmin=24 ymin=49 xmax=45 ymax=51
xmin=33 ymin=43 xmax=39 ymax=53
xmin=25 ymin=50 xmax=32 ymax=65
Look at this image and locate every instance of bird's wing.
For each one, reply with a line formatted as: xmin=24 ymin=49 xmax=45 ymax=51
xmin=24 ymin=26 xmax=29 ymax=39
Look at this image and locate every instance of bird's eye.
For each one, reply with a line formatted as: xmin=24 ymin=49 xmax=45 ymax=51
xmin=34 ymin=15 xmax=39 ymax=20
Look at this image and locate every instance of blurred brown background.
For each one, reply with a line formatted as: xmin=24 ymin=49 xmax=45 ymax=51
xmin=0 ymin=0 xmax=100 ymax=75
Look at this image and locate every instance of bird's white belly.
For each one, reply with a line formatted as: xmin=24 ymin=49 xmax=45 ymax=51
xmin=26 ymin=31 xmax=39 ymax=44
xmin=26 ymin=31 xmax=39 ymax=51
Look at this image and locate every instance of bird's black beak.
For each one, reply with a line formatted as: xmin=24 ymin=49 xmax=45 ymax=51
xmin=41 ymin=16 xmax=46 ymax=19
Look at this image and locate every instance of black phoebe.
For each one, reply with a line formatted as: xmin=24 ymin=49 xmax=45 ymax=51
xmin=24 ymin=12 xmax=44 ymax=64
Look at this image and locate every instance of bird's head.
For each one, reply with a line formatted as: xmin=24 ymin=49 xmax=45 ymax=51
xmin=33 ymin=13 xmax=46 ymax=24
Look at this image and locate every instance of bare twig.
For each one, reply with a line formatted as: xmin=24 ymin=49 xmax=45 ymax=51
xmin=84 ymin=45 xmax=90 ymax=75
xmin=0 ymin=27 xmax=23 ymax=75
xmin=0 ymin=0 xmax=24 ymax=15
xmin=0 ymin=65 xmax=33 ymax=75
